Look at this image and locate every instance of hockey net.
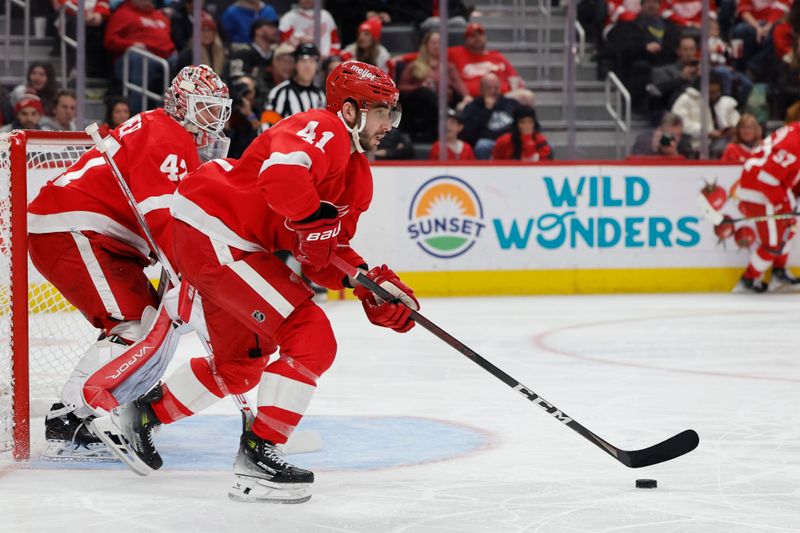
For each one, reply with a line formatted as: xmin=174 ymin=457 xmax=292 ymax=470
xmin=0 ymin=131 xmax=97 ymax=460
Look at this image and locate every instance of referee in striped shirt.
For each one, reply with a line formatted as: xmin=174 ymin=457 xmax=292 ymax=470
xmin=265 ymin=43 xmax=326 ymax=119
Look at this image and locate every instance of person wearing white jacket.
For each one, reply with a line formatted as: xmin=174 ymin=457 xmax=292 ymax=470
xmin=671 ymin=73 xmax=740 ymax=157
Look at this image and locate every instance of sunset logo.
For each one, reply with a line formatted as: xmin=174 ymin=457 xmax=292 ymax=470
xmin=407 ymin=176 xmax=486 ymax=259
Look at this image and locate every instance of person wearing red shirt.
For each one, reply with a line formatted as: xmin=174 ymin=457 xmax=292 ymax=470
xmin=105 ymin=0 xmax=178 ymax=112
xmin=447 ymin=22 xmax=524 ymax=98
xmin=92 ymin=61 xmax=419 ymax=504
xmin=661 ymin=0 xmax=717 ymax=27
xmin=52 ymin=0 xmax=111 ymax=76
xmin=27 ymin=66 xmax=231 ymax=458
xmin=733 ymin=122 xmax=800 ymax=292
xmin=721 ymin=113 xmax=763 ymax=163
xmin=428 ymin=109 xmax=476 ymax=160
xmin=732 ymin=0 xmax=792 ymax=77
xmin=491 ymin=106 xmax=553 ymax=161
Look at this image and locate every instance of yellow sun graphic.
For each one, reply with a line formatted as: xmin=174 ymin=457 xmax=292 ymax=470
xmin=415 ymin=183 xmax=476 ymax=217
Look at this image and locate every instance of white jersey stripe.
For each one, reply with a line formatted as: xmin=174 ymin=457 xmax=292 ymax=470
xmin=138 ymin=194 xmax=174 ymax=215
xmin=71 ymin=232 xmax=124 ymax=320
xmin=164 ymin=362 xmax=222 ymax=414
xmin=226 ymin=259 xmax=296 ymax=318
xmin=53 ymin=157 xmax=106 ymax=187
xmin=257 ymin=372 xmax=316 ymax=415
xmin=258 ymin=150 xmax=312 ymax=174
xmin=171 ymin=193 xmax=265 ymax=252
xmin=28 ymin=211 xmax=151 ymax=258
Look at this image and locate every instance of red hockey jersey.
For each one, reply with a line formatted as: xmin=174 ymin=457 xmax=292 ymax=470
xmin=28 ymin=109 xmax=201 ymax=267
xmin=738 ymin=122 xmax=800 ymax=206
xmin=171 ymin=108 xmax=372 ymax=289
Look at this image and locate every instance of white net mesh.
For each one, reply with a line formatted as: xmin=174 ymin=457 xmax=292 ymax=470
xmin=0 ymin=132 xmax=98 ymax=453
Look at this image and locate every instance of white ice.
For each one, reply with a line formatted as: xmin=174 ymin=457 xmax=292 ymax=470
xmin=2 ymin=293 xmax=800 ymax=532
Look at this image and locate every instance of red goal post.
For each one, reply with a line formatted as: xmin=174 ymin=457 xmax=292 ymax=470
xmin=0 ymin=130 xmax=98 ymax=460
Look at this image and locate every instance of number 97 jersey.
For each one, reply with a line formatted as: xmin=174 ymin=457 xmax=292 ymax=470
xmin=739 ymin=122 xmax=800 ymax=208
xmin=28 ymin=109 xmax=201 ymax=267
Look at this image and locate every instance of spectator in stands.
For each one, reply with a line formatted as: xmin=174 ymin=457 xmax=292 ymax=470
xmin=649 ymin=34 xmax=699 ymax=110
xmin=104 ymin=0 xmax=177 ymax=113
xmin=52 ymin=0 xmax=111 ymax=78
xmin=221 ymin=0 xmax=279 ymax=45
xmin=176 ymin=11 xmax=227 ymax=75
xmin=0 ymin=87 xmax=11 ymax=127
xmin=491 ymin=106 xmax=553 ymax=161
xmin=429 ymin=109 xmax=476 ymax=160
xmin=605 ymin=0 xmax=641 ymax=35
xmin=227 ymin=18 xmax=280 ymax=80
xmin=662 ymin=0 xmax=717 ymax=28
xmin=341 ymin=17 xmax=390 ymax=73
xmin=709 ymin=18 xmax=753 ymax=107
xmin=631 ymin=111 xmax=694 ymax=157
xmin=448 ymin=22 xmax=525 ymax=99
xmin=265 ymin=43 xmax=325 ymax=119
xmin=10 ymin=62 xmax=59 ymax=117
xmin=0 ymin=96 xmax=44 ymax=133
xmin=98 ymin=97 xmax=131 ymax=136
xmin=771 ymin=1 xmax=800 ymax=117
xmin=262 ymin=42 xmax=295 ymax=94
xmin=279 ymin=0 xmax=341 ymax=58
xmin=322 ymin=54 xmax=344 ymax=80
xmin=459 ymin=73 xmax=519 ymax=159
xmin=227 ymin=76 xmax=261 ymax=158
xmin=40 ymin=90 xmax=78 ymax=131
xmin=398 ymin=30 xmax=469 ymax=142
xmin=721 ymin=113 xmax=763 ymax=162
xmin=731 ymin=0 xmax=790 ymax=79
xmin=375 ymin=128 xmax=415 ymax=160
xmin=601 ymin=0 xmax=678 ymax=113
xmin=671 ymin=72 xmax=740 ymax=156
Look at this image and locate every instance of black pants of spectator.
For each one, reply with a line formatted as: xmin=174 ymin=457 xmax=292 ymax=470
xmin=399 ymin=87 xmax=440 ymax=143
xmin=58 ymin=18 xmax=111 ymax=79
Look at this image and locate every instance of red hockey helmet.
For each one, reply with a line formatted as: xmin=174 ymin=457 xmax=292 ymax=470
xmin=326 ymin=60 xmax=400 ymax=126
xmin=165 ymin=64 xmax=231 ymax=148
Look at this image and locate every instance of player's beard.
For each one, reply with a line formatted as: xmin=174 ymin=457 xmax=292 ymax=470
xmin=358 ymin=130 xmax=379 ymax=152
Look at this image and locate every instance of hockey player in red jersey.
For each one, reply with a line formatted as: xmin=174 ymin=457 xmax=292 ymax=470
xmin=734 ymin=122 xmax=800 ymax=292
xmin=91 ymin=61 xmax=418 ymax=503
xmin=27 ymin=65 xmax=231 ymax=458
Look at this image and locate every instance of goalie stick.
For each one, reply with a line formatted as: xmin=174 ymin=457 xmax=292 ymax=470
xmin=331 ymin=256 xmax=699 ymax=468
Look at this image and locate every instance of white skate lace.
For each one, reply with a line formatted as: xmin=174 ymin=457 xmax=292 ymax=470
xmin=262 ymin=444 xmax=290 ymax=468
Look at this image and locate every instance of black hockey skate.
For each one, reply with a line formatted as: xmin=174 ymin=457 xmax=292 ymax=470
xmin=89 ymin=387 xmax=163 ymax=476
xmin=229 ymin=427 xmax=315 ymax=504
xmin=41 ymin=403 xmax=118 ymax=462
xmin=732 ymin=276 xmax=767 ymax=294
xmin=768 ymin=268 xmax=800 ymax=292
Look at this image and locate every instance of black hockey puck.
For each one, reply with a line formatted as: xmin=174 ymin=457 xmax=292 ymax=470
xmin=635 ymin=479 xmax=657 ymax=489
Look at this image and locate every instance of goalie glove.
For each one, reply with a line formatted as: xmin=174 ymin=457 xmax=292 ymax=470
xmin=285 ymin=201 xmax=341 ymax=271
xmin=353 ymin=265 xmax=419 ymax=333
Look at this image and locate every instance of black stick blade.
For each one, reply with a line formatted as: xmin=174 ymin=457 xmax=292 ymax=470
xmin=619 ymin=429 xmax=699 ymax=468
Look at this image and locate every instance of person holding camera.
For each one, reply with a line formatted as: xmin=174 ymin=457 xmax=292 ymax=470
xmin=226 ymin=76 xmax=262 ymax=158
xmin=630 ymin=111 xmax=695 ymax=158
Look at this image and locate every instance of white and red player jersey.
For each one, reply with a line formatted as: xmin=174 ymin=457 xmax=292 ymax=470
xmin=171 ymin=108 xmax=371 ymax=289
xmin=606 ymin=0 xmax=641 ymax=27
xmin=28 ymin=109 xmax=201 ymax=267
xmin=278 ymin=8 xmax=340 ymax=57
xmin=661 ymin=0 xmax=717 ymax=26
xmin=738 ymin=122 xmax=800 ymax=206
xmin=736 ymin=0 xmax=791 ymax=23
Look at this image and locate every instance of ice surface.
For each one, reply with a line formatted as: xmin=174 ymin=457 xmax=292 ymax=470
xmin=2 ymin=293 xmax=799 ymax=532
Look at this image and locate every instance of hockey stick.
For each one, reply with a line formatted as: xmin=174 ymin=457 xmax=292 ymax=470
xmin=331 ymin=255 xmax=699 ymax=468
xmin=84 ymin=123 xmax=253 ymax=414
xmin=696 ymin=193 xmax=799 ymax=225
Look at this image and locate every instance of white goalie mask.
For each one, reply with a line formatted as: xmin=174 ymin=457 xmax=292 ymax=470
xmin=165 ymin=64 xmax=232 ymax=155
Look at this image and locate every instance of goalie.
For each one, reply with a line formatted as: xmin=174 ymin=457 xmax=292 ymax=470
xmin=26 ymin=65 xmax=231 ymax=459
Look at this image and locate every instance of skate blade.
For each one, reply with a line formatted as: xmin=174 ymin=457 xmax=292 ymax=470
xmin=228 ymin=476 xmax=312 ymax=504
xmin=767 ymin=281 xmax=800 ymax=293
xmin=41 ymin=441 xmax=120 ymax=463
xmin=88 ymin=416 xmax=155 ymax=477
